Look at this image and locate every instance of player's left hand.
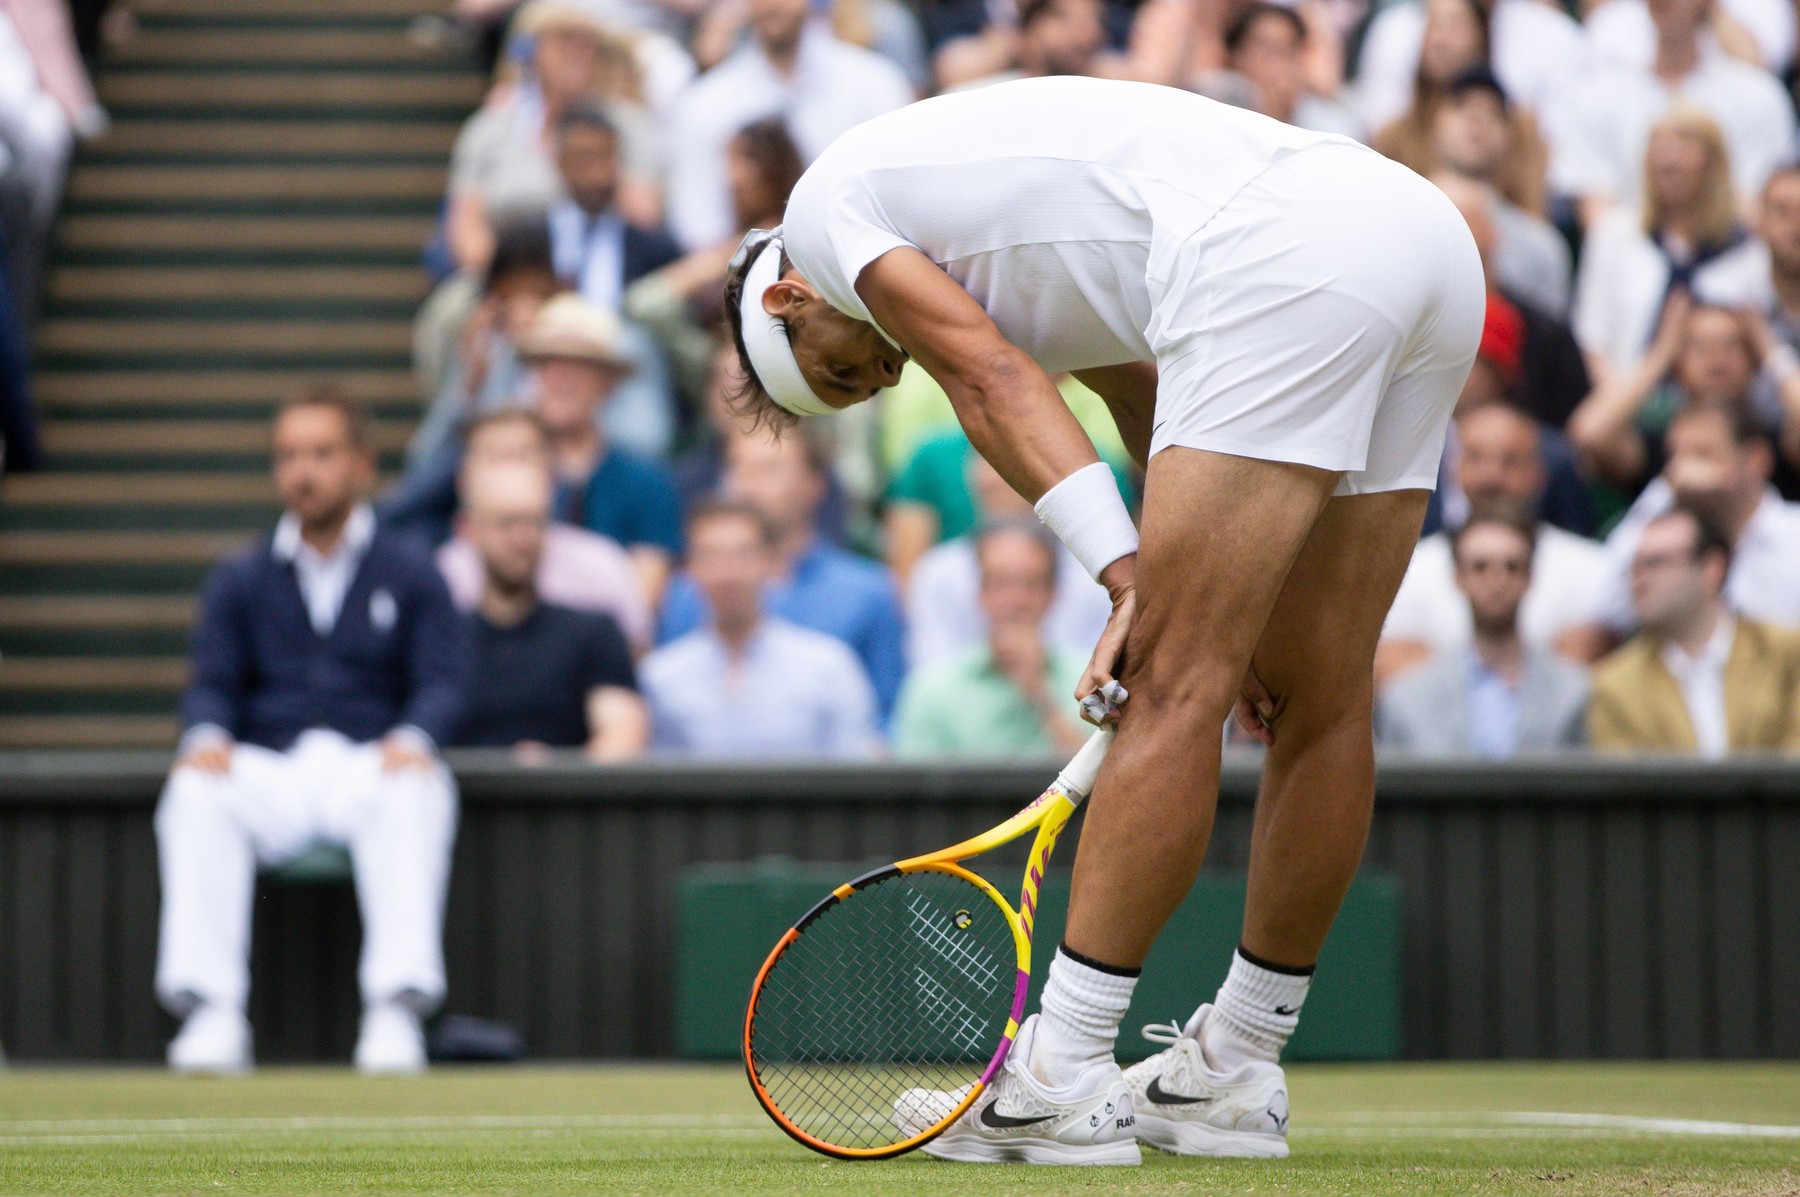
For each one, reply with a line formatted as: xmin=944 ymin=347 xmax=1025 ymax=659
xmin=1232 ymin=667 xmax=1281 ymax=746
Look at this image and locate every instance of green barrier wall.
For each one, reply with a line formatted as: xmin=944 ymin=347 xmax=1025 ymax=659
xmin=675 ymin=862 xmax=1400 ymax=1062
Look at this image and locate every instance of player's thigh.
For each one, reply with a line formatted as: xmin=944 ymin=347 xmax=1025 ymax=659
xmin=1119 ymin=445 xmax=1341 ymax=718
xmin=1249 ymin=488 xmax=1431 ymax=722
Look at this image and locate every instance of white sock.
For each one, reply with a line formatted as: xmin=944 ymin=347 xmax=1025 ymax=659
xmin=1031 ymin=945 xmax=1139 ymax=1087
xmin=1196 ymin=947 xmax=1313 ymax=1071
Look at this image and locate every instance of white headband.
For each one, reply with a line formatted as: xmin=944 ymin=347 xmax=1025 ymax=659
xmin=737 ymin=234 xmax=837 ymax=418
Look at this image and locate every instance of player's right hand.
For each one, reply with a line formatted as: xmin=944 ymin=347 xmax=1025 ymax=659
xmin=1076 ymin=555 xmax=1138 ymax=725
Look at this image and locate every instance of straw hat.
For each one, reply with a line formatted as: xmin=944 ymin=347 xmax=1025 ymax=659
xmin=517 ymin=294 xmax=635 ymax=372
xmin=513 ymin=0 xmax=613 ymax=38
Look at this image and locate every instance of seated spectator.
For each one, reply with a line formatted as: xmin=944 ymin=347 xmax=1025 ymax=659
xmin=1595 ymin=404 xmax=1800 ymax=632
xmin=659 ymin=429 xmax=905 ymax=717
xmin=1570 ymin=301 xmax=1800 ymax=497
xmin=0 ymin=0 xmax=93 ymax=327
xmin=451 ymin=459 xmax=647 ymax=761
xmin=156 ymin=389 xmax=466 ymax=1075
xmin=1429 ymin=69 xmax=1569 ymax=318
xmin=1353 ymin=0 xmax=1582 ymax=132
xmin=951 ymin=0 xmax=1112 ymax=90
xmin=1589 ymin=504 xmax=1800 ymax=755
xmin=1545 ymin=0 xmax=1794 ymax=226
xmin=1381 ymin=403 xmax=1609 ymax=681
xmin=1122 ymin=0 xmax=1343 ymax=99
xmin=0 ymin=249 xmax=36 ymax=473
xmin=406 ymin=221 xmax=561 ymax=475
xmin=444 ymin=0 xmax=665 ymax=277
xmin=895 ymin=520 xmax=1091 ymax=758
xmin=435 ymin=411 xmax=652 ymax=651
xmin=1583 ymin=0 xmax=1792 ymax=76
xmin=907 ymin=453 xmax=1111 ymax=669
xmin=1200 ymin=3 xmax=1361 ymax=140
xmin=545 ymin=99 xmax=681 ymax=458
xmin=521 ymin=293 xmax=683 ymax=606
xmin=642 ymin=499 xmax=880 ymax=758
xmin=1737 ymin=166 xmax=1800 ymax=484
xmin=1378 ymin=505 xmax=1589 ymax=755
xmin=885 ymin=416 xmax=1134 ymax=583
xmin=1569 ymin=110 xmax=1766 ymax=390
xmin=664 ymin=0 xmax=913 ymax=251
xmin=1375 ymin=49 xmax=1551 ymax=231
xmin=693 ymin=0 xmax=932 ymax=89
xmin=627 ymin=118 xmax=804 ymax=404
xmin=1436 ymin=176 xmax=1591 ymax=431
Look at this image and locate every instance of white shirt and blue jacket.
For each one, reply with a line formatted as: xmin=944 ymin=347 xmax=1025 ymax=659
xmin=181 ymin=504 xmax=469 ymax=751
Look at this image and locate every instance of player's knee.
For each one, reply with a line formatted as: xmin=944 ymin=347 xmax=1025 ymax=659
xmin=1122 ymin=652 xmax=1241 ymax=727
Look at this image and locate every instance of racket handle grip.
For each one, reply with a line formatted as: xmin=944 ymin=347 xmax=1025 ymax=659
xmin=1055 ymin=727 xmax=1115 ymax=803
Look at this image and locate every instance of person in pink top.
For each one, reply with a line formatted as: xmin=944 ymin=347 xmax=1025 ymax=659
xmin=433 ymin=410 xmax=652 ymax=652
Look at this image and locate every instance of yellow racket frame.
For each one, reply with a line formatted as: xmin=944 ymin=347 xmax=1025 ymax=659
xmin=744 ymin=730 xmax=1109 ymax=1160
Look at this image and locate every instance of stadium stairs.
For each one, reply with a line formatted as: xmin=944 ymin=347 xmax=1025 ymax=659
xmin=0 ymin=0 xmax=483 ymax=749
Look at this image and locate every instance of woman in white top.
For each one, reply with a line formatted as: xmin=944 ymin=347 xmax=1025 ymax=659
xmin=1570 ymin=108 xmax=1767 ymax=390
xmin=721 ymin=76 xmax=1485 ymax=1165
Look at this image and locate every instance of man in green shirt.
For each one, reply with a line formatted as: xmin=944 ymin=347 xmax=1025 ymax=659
xmin=895 ymin=519 xmax=1090 ymax=758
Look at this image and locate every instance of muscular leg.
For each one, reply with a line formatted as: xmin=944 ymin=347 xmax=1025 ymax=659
xmin=1239 ymin=488 xmax=1429 ymax=968
xmin=1062 ymin=446 xmax=1339 ymax=967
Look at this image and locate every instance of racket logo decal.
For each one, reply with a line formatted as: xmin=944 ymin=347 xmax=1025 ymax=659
xmin=953 ymin=909 xmax=973 ymax=930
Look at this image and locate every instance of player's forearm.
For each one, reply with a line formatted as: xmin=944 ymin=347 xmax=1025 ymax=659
xmin=941 ymin=348 xmax=1103 ymax=504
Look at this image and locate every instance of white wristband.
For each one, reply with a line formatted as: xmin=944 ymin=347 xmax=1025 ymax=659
xmin=1033 ymin=462 xmax=1139 ymax=583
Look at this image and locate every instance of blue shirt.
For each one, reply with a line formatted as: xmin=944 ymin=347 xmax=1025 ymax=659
xmin=658 ymin=540 xmax=906 ymax=718
xmin=1466 ymin=658 xmax=1522 ymax=760
xmin=640 ymin=618 xmax=881 ymax=759
xmin=572 ymin=447 xmax=683 ymax=556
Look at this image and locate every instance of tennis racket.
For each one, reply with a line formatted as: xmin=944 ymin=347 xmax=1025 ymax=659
xmin=743 ymin=727 xmax=1114 ymax=1159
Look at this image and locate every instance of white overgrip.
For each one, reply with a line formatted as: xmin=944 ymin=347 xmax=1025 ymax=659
xmin=1054 ymin=726 xmax=1114 ymax=805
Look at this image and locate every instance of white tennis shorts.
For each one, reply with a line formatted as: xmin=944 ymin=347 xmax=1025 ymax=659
xmin=1146 ymin=141 xmax=1486 ymax=495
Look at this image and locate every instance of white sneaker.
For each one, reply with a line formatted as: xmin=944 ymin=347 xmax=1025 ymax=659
xmin=354 ymin=1001 xmax=427 ymax=1075
xmin=167 ymin=1003 xmax=252 ymax=1074
xmin=1122 ymin=1006 xmax=1290 ymax=1158
xmin=896 ymin=1015 xmax=1141 ymax=1165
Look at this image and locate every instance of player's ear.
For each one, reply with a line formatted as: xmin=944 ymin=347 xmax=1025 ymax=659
xmin=760 ymin=278 xmax=812 ymax=318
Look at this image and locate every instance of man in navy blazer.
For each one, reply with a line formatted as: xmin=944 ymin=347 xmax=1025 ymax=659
xmin=155 ymin=389 xmax=468 ymax=1075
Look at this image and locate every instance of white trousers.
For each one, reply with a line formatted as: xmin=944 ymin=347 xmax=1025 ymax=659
xmin=154 ymin=730 xmax=458 ymax=1014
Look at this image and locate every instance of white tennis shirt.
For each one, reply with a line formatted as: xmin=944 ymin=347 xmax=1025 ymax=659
xmin=781 ymin=77 xmax=1340 ymax=374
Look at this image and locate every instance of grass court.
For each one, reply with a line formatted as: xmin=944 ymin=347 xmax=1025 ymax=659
xmin=2 ymin=1061 xmax=1797 ymax=1195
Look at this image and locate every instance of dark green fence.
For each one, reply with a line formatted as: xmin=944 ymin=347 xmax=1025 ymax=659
xmin=1 ymin=752 xmax=1797 ymax=1062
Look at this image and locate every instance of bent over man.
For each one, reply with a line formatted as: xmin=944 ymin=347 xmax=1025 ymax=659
xmin=724 ymin=76 xmax=1483 ymax=1164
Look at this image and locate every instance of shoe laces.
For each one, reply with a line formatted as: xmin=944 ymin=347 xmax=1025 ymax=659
xmin=1140 ymin=1020 xmax=1185 ymax=1047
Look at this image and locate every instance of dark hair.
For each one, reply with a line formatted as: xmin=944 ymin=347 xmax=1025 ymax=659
xmin=1450 ymin=499 xmax=1537 ymax=566
xmin=720 ymin=239 xmax=800 ymax=434
xmin=974 ymin=516 xmax=1059 ymax=581
xmin=1656 ymin=502 xmax=1735 ymax=572
xmin=1224 ymin=3 xmax=1305 ymax=54
xmin=278 ymin=383 xmax=369 ymax=450
xmin=1443 ymin=64 xmax=1508 ymax=110
xmin=729 ymin=117 xmax=804 ymax=219
xmin=556 ymin=98 xmax=620 ymax=141
xmin=483 ymin=221 xmax=556 ymax=294
xmin=1668 ymin=398 xmax=1766 ymax=449
xmin=687 ymin=496 xmax=779 ymax=550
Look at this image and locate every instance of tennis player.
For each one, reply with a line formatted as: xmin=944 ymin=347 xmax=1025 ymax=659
xmin=726 ymin=75 xmax=1483 ymax=1164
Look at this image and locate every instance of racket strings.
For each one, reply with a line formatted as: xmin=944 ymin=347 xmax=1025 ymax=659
xmin=748 ymin=871 xmax=1018 ymax=1151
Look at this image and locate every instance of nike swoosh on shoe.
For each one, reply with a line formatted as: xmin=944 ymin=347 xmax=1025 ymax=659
xmin=977 ymin=1100 xmax=1058 ymax=1129
xmin=1144 ymin=1075 xmax=1214 ymax=1106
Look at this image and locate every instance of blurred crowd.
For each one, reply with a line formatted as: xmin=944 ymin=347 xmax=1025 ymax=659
xmin=144 ymin=0 xmax=1800 ymax=1072
xmin=348 ymin=0 xmax=1800 ymax=765
xmin=0 ymin=0 xmax=109 ymax=474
